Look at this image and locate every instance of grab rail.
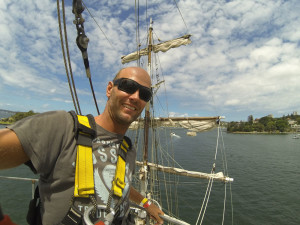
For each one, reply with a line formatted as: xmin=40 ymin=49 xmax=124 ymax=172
xmin=0 ymin=176 xmax=38 ymax=199
xmin=84 ymin=205 xmax=190 ymax=225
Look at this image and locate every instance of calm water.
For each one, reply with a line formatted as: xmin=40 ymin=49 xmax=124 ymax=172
xmin=0 ymin=124 xmax=299 ymax=225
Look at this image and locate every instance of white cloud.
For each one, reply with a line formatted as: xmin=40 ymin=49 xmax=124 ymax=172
xmin=0 ymin=0 xmax=300 ymax=121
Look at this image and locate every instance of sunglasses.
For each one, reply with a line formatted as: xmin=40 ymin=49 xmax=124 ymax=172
xmin=113 ymin=78 xmax=152 ymax=102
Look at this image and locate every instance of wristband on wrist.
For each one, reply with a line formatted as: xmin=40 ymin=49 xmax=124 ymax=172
xmin=139 ymin=197 xmax=148 ymax=207
xmin=143 ymin=200 xmax=152 ymax=208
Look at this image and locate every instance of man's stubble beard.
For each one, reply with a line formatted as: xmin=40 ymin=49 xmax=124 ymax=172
xmin=108 ymin=96 xmax=142 ymax=127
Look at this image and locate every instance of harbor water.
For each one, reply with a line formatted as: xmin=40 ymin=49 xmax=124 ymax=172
xmin=0 ymin=124 xmax=299 ymax=224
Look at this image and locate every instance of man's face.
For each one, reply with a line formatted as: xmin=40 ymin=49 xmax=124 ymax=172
xmin=107 ymin=67 xmax=151 ymax=126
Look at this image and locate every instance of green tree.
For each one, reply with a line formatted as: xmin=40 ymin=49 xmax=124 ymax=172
xmin=0 ymin=110 xmax=38 ymax=124
xmin=248 ymin=115 xmax=254 ymax=125
xmin=265 ymin=121 xmax=276 ymax=132
xmin=276 ymin=119 xmax=289 ymax=132
xmin=259 ymin=116 xmax=273 ymax=127
xmin=253 ymin=123 xmax=264 ymax=132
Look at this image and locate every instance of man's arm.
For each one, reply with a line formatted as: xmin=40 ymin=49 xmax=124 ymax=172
xmin=0 ymin=128 xmax=29 ymax=170
xmin=129 ymin=186 xmax=164 ymax=225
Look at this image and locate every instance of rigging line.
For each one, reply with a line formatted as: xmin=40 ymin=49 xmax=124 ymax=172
xmin=153 ymin=49 xmax=171 ymax=117
xmin=200 ymin=178 xmax=214 ymax=225
xmin=165 ymin=128 xmax=176 ymax=217
xmin=173 ymin=0 xmax=189 ymax=33
xmin=155 ymin=127 xmax=174 ymax=215
xmin=151 ymin=130 xmax=169 ymax=214
xmin=218 ymin=126 xmax=228 ymax=225
xmin=220 ymin=125 xmax=229 ymax=178
xmin=219 ymin=127 xmax=230 ymax=212
xmin=57 ymin=0 xmax=80 ymax=114
xmin=157 ymin=141 xmax=184 ymax=169
xmin=214 ymin=122 xmax=220 ymax=161
xmin=62 ymin=0 xmax=82 ymax=115
xmin=73 ymin=0 xmax=100 ymax=115
xmin=135 ymin=0 xmax=140 ymax=66
xmin=145 ymin=0 xmax=148 ymax=32
xmin=222 ymin=183 xmax=227 ymax=225
xmin=229 ymin=182 xmax=234 ymax=225
xmin=164 ymin=116 xmax=180 ymax=217
xmin=196 ymin=126 xmax=221 ymax=225
xmin=88 ymin=77 xmax=100 ymax=115
xmin=220 ymin=129 xmax=234 ymax=225
xmin=81 ymin=1 xmax=116 ymax=51
xmin=195 ymin=177 xmax=212 ymax=225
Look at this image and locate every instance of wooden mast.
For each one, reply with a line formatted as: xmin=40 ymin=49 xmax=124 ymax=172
xmin=140 ymin=18 xmax=153 ymax=198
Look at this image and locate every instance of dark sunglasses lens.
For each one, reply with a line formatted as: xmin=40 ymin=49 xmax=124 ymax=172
xmin=119 ymin=79 xmax=138 ymax=94
xmin=139 ymin=87 xmax=152 ymax=102
xmin=116 ymin=78 xmax=152 ymax=102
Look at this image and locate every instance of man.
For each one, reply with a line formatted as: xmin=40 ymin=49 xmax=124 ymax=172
xmin=0 ymin=67 xmax=164 ymax=225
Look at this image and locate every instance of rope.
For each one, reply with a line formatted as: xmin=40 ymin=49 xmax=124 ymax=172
xmin=220 ymin=126 xmax=234 ymax=225
xmin=88 ymin=77 xmax=100 ymax=115
xmin=73 ymin=0 xmax=100 ymax=115
xmin=135 ymin=0 xmax=141 ymax=66
xmin=62 ymin=0 xmax=82 ymax=115
xmin=173 ymin=0 xmax=189 ymax=33
xmin=57 ymin=0 xmax=81 ymax=114
xmin=195 ymin=123 xmax=222 ymax=225
xmin=82 ymin=1 xmax=116 ymax=51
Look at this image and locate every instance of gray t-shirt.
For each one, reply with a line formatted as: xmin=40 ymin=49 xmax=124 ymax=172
xmin=9 ymin=111 xmax=136 ymax=225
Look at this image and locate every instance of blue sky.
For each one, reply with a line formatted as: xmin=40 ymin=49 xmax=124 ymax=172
xmin=0 ymin=0 xmax=299 ymax=122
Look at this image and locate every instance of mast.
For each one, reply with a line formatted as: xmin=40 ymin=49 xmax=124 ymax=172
xmin=140 ymin=18 xmax=153 ymax=197
xmin=120 ymin=18 xmax=193 ymax=198
xmin=143 ymin=18 xmax=153 ymax=163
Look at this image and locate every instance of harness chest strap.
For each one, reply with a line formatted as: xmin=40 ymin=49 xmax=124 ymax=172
xmin=74 ymin=115 xmax=95 ymax=198
xmin=73 ymin=114 xmax=131 ymax=199
xmin=112 ymin=138 xmax=130 ymax=197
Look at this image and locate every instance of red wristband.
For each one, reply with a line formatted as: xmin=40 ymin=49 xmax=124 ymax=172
xmin=143 ymin=200 xmax=152 ymax=208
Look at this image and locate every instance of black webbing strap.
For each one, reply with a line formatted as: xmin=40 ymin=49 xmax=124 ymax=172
xmin=60 ymin=206 xmax=83 ymax=225
xmin=69 ymin=110 xmax=96 ymax=147
xmin=26 ymin=186 xmax=42 ymax=225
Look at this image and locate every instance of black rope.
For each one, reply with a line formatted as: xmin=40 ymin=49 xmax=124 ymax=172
xmin=62 ymin=0 xmax=81 ymax=114
xmin=89 ymin=78 xmax=100 ymax=115
xmin=57 ymin=0 xmax=81 ymax=114
xmin=73 ymin=0 xmax=100 ymax=115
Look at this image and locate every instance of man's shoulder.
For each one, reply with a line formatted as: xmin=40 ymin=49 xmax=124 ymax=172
xmin=34 ymin=110 xmax=73 ymax=121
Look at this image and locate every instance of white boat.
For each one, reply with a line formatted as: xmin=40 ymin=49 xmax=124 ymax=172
xmin=170 ymin=132 xmax=181 ymax=138
xmin=187 ymin=131 xmax=197 ymax=137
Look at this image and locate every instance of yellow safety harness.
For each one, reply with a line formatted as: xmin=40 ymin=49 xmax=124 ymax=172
xmin=61 ymin=111 xmax=132 ymax=225
xmin=74 ymin=115 xmax=95 ymax=198
xmin=73 ymin=113 xmax=131 ymax=199
xmin=112 ymin=138 xmax=130 ymax=197
xmin=26 ymin=111 xmax=132 ymax=225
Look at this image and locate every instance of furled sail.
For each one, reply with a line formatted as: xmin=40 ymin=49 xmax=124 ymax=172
xmin=121 ymin=34 xmax=192 ymax=64
xmin=136 ymin=161 xmax=234 ymax=182
xmin=129 ymin=116 xmax=221 ymax=132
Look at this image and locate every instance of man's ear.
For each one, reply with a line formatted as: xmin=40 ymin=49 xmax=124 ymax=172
xmin=106 ymin=81 xmax=114 ymax=98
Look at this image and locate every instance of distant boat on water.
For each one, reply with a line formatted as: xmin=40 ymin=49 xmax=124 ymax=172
xmin=170 ymin=132 xmax=181 ymax=138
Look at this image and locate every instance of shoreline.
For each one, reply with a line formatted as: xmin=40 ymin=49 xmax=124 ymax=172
xmin=0 ymin=122 xmax=11 ymax=125
xmin=229 ymin=131 xmax=299 ymax=134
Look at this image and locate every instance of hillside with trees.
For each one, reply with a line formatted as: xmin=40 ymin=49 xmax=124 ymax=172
xmin=227 ymin=114 xmax=300 ymax=133
xmin=0 ymin=110 xmax=38 ymax=125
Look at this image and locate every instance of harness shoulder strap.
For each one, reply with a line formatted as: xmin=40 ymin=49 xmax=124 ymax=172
xmin=69 ymin=110 xmax=96 ymax=146
xmin=69 ymin=110 xmax=97 ymax=198
xmin=112 ymin=136 xmax=132 ymax=197
xmin=68 ymin=111 xmax=133 ymax=223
